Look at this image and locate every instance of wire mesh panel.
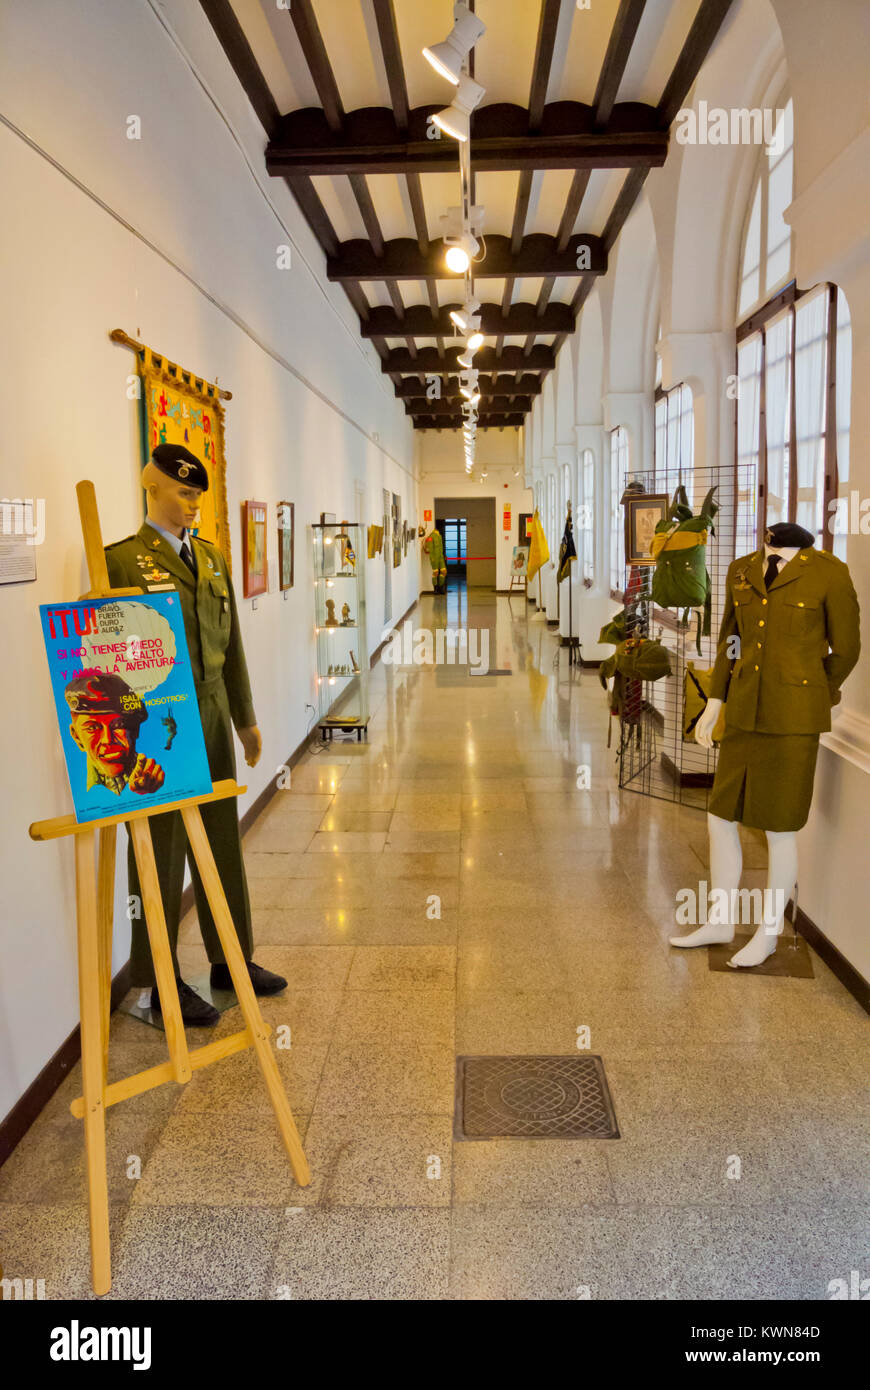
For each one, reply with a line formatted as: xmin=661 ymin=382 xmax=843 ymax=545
xmin=617 ymin=460 xmax=742 ymax=808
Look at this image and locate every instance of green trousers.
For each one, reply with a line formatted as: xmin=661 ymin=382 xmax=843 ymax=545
xmin=127 ymin=681 xmax=254 ymax=987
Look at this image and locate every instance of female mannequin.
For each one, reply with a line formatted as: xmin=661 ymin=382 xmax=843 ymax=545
xmin=670 ymin=522 xmax=860 ymax=968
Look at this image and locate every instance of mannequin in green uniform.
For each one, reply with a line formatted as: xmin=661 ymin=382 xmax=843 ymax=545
xmin=423 ymin=527 xmax=447 ymax=593
xmin=105 ymin=444 xmax=286 ymax=1024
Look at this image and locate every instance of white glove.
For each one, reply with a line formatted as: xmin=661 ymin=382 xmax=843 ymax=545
xmin=694 ymin=697 xmax=724 ymax=749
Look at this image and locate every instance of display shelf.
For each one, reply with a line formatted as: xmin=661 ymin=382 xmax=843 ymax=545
xmin=311 ymin=522 xmax=369 ymax=741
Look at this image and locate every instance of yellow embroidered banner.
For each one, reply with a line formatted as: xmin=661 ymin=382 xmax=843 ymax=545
xmin=113 ymin=332 xmax=232 ymax=571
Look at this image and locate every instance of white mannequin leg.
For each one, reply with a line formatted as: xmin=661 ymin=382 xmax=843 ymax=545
xmin=728 ymin=830 xmax=798 ymax=968
xmin=670 ymin=812 xmax=742 ymax=947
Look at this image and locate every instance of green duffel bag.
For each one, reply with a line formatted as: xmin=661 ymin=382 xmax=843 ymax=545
xmin=650 ymin=485 xmax=718 ymax=650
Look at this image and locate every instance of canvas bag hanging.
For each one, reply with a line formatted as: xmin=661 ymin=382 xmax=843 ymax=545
xmin=650 ymin=485 xmax=718 ymax=650
xmin=683 ymin=662 xmax=727 ymax=743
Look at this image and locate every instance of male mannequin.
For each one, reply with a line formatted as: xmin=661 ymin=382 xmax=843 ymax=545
xmin=106 ymin=444 xmax=286 ymax=1023
xmin=670 ymin=522 xmax=860 ymax=968
xmin=422 ymin=527 xmax=447 ymax=593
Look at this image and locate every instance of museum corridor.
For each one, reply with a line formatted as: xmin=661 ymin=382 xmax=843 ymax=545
xmin=2 ymin=590 xmax=867 ymax=1300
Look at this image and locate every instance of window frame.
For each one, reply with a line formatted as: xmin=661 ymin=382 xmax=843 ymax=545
xmin=734 ymin=281 xmax=842 ymax=551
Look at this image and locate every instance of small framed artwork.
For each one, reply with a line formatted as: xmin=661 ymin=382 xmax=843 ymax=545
xmin=511 ymin=545 xmax=529 ymax=578
xmin=242 ymin=500 xmax=268 ymax=597
xmin=277 ymin=501 xmax=294 ymax=590
xmin=625 ymin=492 xmax=669 ymax=566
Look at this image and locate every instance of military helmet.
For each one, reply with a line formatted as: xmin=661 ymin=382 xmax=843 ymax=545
xmin=64 ymin=672 xmax=147 ymax=728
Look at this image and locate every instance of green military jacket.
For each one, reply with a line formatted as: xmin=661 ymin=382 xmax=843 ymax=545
xmin=105 ymin=523 xmax=256 ymax=730
xmin=711 ymin=546 xmax=860 ymax=734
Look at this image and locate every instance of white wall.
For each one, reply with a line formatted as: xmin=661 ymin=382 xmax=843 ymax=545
xmin=0 ymin=0 xmax=418 ymax=1119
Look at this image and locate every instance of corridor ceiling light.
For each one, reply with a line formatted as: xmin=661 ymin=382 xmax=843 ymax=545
xmin=422 ymin=3 xmax=486 ymax=86
xmin=444 ymin=232 xmax=480 ymax=274
xmin=432 ymin=74 xmax=485 ymax=143
xmin=456 ymin=350 xmax=475 ymax=370
xmin=466 ymin=330 xmax=484 ymax=352
xmin=449 ymin=297 xmax=480 ymax=333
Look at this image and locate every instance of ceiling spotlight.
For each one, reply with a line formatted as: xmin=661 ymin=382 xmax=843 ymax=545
xmin=423 ymin=3 xmax=486 ymax=86
xmin=457 ymin=350 xmax=475 ymax=370
xmin=466 ymin=330 xmax=484 ymax=352
xmin=432 ymin=74 xmax=485 ymax=143
xmin=444 ymin=232 xmax=480 ymax=274
xmin=449 ymin=300 xmax=481 ymax=333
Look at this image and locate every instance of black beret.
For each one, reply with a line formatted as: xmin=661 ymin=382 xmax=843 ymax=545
xmin=65 ymin=672 xmax=147 ymax=725
xmin=151 ymin=443 xmax=209 ymax=491
xmin=765 ymin=521 xmax=814 ymax=549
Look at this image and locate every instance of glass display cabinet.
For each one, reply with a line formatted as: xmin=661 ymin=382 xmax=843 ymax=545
xmin=311 ymin=521 xmax=369 ymax=740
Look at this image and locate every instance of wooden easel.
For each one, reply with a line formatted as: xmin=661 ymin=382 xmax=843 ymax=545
xmin=29 ymin=482 xmax=309 ymax=1296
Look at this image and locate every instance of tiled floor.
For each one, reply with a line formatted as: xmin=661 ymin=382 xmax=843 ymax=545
xmin=2 ymin=590 xmax=868 ymax=1299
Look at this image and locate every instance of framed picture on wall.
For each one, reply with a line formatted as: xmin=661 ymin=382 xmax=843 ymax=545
xmin=242 ymin=500 xmax=267 ymax=597
xmin=392 ymin=494 xmax=402 ymax=568
xmin=277 ymin=501 xmax=294 ymax=590
xmin=625 ymin=493 xmax=668 ymax=566
xmin=518 ymin=512 xmax=532 ymax=544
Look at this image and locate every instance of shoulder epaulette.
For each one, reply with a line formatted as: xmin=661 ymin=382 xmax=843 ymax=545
xmin=105 ymin=535 xmax=136 ymax=550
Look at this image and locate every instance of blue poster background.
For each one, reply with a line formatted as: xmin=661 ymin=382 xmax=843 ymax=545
xmin=40 ymin=593 xmax=212 ymax=823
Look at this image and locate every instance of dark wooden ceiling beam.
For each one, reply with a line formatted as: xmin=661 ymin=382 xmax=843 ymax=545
xmin=361 ymin=302 xmax=574 ymax=339
xmin=412 ymin=414 xmax=525 ymax=431
xmin=264 ymin=105 xmax=667 ymax=175
xmin=397 ymin=373 xmax=543 ymax=399
xmin=593 ymin=0 xmax=649 ymax=126
xmin=407 ymin=396 xmax=532 ymax=417
xmin=329 ymin=234 xmax=605 ymax=283
xmin=383 ymin=346 xmax=555 ymax=374
xmin=658 ymin=0 xmax=736 ymax=128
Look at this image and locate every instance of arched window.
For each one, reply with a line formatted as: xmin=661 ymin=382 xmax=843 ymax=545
xmin=654 ymin=383 xmax=693 ymax=498
xmin=580 ymin=448 xmax=595 ymax=584
xmin=609 ymin=426 xmax=628 ymax=594
xmin=738 ymin=100 xmax=794 ymax=320
xmin=734 ymin=94 xmax=851 ymax=553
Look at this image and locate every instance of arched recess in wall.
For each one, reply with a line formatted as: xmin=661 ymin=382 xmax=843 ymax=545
xmin=575 ymin=290 xmax=604 ymax=424
xmin=541 ymin=372 xmax=557 ymax=543
xmin=605 ymin=193 xmax=660 ymax=400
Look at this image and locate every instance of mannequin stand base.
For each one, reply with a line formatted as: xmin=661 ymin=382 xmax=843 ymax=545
xmin=119 ymin=973 xmax=239 ymax=1031
xmin=707 ymin=933 xmax=814 ymax=978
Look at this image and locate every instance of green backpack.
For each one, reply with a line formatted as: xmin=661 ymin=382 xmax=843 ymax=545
xmin=650 ymin=485 xmax=718 ymax=651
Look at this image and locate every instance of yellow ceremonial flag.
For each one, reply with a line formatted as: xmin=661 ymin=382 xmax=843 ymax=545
xmin=526 ymin=508 xmax=550 ymax=583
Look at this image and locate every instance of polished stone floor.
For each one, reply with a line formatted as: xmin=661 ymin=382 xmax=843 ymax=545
xmin=2 ymin=589 xmax=868 ymax=1299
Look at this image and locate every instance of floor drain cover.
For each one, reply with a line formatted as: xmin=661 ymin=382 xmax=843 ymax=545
xmin=455 ymin=1055 xmax=619 ymax=1140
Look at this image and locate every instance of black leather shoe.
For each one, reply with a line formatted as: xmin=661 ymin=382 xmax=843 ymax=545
xmin=209 ymin=960 xmax=287 ymax=996
xmin=150 ymin=978 xmax=219 ymax=1026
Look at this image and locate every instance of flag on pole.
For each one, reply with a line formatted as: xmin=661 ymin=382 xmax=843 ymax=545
xmin=526 ymin=508 xmax=549 ymax=583
xmin=557 ymin=507 xmax=577 ymax=583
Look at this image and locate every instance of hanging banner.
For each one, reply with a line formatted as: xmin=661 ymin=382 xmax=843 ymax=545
xmin=503 ymin=504 xmax=512 ymax=533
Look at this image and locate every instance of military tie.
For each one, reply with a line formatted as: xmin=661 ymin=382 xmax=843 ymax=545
xmin=179 ymin=539 xmax=196 ymax=576
xmin=764 ymin=553 xmax=782 ymax=589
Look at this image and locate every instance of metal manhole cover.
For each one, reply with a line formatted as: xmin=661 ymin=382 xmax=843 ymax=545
xmin=455 ymin=1055 xmax=619 ymax=1140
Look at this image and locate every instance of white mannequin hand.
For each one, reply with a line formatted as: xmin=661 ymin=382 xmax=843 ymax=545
xmin=695 ymin=698 xmax=724 ymax=749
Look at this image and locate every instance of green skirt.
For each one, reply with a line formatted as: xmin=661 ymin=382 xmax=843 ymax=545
xmin=709 ymin=730 xmax=820 ymax=832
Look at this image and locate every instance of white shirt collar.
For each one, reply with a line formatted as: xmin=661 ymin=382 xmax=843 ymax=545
xmin=147 ymin=519 xmax=190 ymax=557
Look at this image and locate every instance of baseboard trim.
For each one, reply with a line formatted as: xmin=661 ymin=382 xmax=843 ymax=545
xmin=0 ymin=963 xmax=131 ymax=1169
xmin=791 ymin=902 xmax=869 ymax=1014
